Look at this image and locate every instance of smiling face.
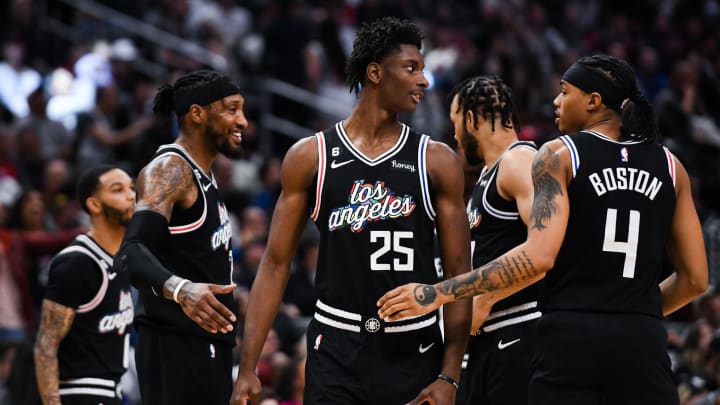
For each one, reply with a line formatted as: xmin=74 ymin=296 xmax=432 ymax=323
xmin=553 ymin=81 xmax=591 ymax=134
xmin=205 ymin=93 xmax=248 ymax=157
xmin=375 ymin=44 xmax=429 ymax=113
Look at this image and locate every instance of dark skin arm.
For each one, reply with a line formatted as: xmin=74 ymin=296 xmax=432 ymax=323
xmin=469 ymin=147 xmax=545 ymax=334
xmin=659 ymin=156 xmax=708 ymax=314
xmin=34 ymin=299 xmax=75 ymax=405
xmin=135 ymin=154 xmax=236 ymax=334
xmin=378 ymin=140 xmax=570 ymax=318
xmin=401 ymin=141 xmax=471 ymax=405
xmin=231 ymin=136 xmax=317 ymax=405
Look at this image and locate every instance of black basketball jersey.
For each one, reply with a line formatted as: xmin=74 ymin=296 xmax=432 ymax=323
xmin=542 ymin=130 xmax=677 ymax=317
xmin=48 ymin=234 xmax=133 ymax=381
xmin=135 ymin=144 xmax=235 ymax=344
xmin=468 ymin=141 xmax=542 ymax=321
xmin=311 ymin=122 xmax=438 ymax=314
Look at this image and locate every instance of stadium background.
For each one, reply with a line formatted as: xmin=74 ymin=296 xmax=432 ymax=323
xmin=0 ymin=0 xmax=719 ymax=404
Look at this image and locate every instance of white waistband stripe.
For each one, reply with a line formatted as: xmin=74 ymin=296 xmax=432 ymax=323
xmin=59 ymin=387 xmax=117 ymax=398
xmin=483 ymin=311 xmax=542 ymax=333
xmin=316 ymin=299 xmax=362 ymax=321
xmin=60 ymin=377 xmax=116 ymax=388
xmin=485 ymin=301 xmax=538 ymax=321
xmin=314 ymin=313 xmax=361 ymax=332
xmin=385 ymin=315 xmax=437 ymax=333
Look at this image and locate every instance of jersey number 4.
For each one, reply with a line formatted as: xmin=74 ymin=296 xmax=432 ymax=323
xmin=370 ymin=230 xmax=414 ymax=271
xmin=602 ymin=208 xmax=640 ymax=279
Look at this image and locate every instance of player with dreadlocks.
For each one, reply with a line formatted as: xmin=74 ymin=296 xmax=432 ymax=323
xmin=442 ymin=75 xmax=543 ymax=405
xmin=114 ymin=69 xmax=249 ymax=404
xmin=379 ymin=54 xmax=708 ymax=404
xmin=233 ymin=16 xmax=471 ymax=405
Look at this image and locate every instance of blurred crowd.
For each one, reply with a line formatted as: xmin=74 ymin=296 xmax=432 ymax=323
xmin=0 ymin=0 xmax=718 ymax=404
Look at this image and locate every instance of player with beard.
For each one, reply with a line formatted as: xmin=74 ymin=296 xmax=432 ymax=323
xmin=113 ymin=70 xmax=248 ymax=404
xmin=448 ymin=76 xmax=543 ymax=405
xmin=34 ymin=165 xmax=136 ymax=405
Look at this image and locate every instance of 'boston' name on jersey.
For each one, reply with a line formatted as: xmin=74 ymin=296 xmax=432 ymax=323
xmin=588 ymin=167 xmax=663 ymax=200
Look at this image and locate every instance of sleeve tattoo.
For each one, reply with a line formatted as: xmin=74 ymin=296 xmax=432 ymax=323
xmin=437 ymin=251 xmax=537 ymax=301
xmin=35 ymin=300 xmax=76 ymax=405
xmin=137 ymin=157 xmax=193 ymax=211
xmin=530 ymin=147 xmax=563 ymax=230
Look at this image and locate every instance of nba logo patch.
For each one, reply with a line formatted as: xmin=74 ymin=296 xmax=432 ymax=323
xmin=620 ymin=147 xmax=629 ymax=162
xmin=314 ymin=334 xmax=323 ymax=350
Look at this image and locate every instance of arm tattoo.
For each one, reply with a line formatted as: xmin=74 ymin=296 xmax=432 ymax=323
xmin=436 ymin=250 xmax=538 ymax=301
xmin=414 ymin=285 xmax=437 ymax=306
xmin=530 ymin=147 xmax=563 ymax=230
xmin=137 ymin=157 xmax=193 ymax=212
xmin=34 ymin=300 xmax=75 ymax=405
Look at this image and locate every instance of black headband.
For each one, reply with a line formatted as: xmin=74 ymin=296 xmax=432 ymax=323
xmin=172 ymin=79 xmax=241 ymax=116
xmin=562 ymin=63 xmax=624 ymax=112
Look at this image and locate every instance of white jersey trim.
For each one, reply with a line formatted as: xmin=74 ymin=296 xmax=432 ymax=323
xmin=559 ymin=135 xmax=579 ymax=178
xmin=55 ymin=244 xmax=109 ymax=314
xmin=311 ymin=132 xmax=326 ymax=222
xmin=152 ymin=151 xmax=208 ymax=235
xmin=481 ymin=167 xmax=519 ymax=220
xmin=662 ymin=146 xmax=677 ymax=188
xmin=59 ymin=387 xmax=117 ymax=398
xmin=418 ymin=135 xmax=436 ymax=219
xmin=335 ymin=121 xmax=409 ymax=166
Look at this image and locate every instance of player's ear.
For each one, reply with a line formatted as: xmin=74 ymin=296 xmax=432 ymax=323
xmin=366 ymin=62 xmax=381 ymax=86
xmin=588 ymin=92 xmax=603 ymax=111
xmin=188 ymin=104 xmax=206 ymax=124
xmin=85 ymin=196 xmax=102 ymax=215
xmin=465 ymin=109 xmax=475 ymax=129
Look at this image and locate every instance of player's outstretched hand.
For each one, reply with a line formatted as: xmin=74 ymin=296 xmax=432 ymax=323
xmin=405 ymin=378 xmax=457 ymax=405
xmin=230 ymin=369 xmax=261 ymax=405
xmin=177 ymin=282 xmax=237 ymax=334
xmin=377 ymin=283 xmax=442 ymax=321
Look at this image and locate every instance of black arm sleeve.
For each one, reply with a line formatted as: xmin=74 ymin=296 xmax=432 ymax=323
xmin=114 ymin=210 xmax=174 ymax=294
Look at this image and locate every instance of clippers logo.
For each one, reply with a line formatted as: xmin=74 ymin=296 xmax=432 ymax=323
xmin=467 ymin=208 xmax=482 ymax=229
xmin=211 ymin=203 xmax=232 ymax=251
xmin=620 ymin=147 xmax=629 ymax=162
xmin=328 ymin=180 xmax=416 ymax=232
xmin=98 ymin=290 xmax=134 ymax=335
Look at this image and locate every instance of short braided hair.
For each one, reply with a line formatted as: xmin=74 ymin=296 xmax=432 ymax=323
xmin=449 ymin=75 xmax=519 ymax=132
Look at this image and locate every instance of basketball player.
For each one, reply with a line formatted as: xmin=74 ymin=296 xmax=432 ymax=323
xmin=232 ymin=17 xmax=471 ymax=405
xmin=378 ymin=54 xmax=708 ymax=404
xmin=448 ymin=75 xmax=543 ymax=404
xmin=34 ymin=165 xmax=135 ymax=405
xmin=113 ymin=70 xmax=248 ymax=404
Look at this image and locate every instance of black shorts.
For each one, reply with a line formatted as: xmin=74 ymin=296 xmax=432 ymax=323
xmin=304 ymin=318 xmax=443 ymax=405
xmin=60 ymin=395 xmax=121 ymax=405
xmin=461 ymin=318 xmax=538 ymax=405
xmin=529 ymin=311 xmax=678 ymax=405
xmin=135 ymin=326 xmax=234 ymax=405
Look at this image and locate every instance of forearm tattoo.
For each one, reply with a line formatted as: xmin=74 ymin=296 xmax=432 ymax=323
xmin=530 ymin=147 xmax=563 ymax=230
xmin=436 ymin=250 xmax=538 ymax=301
xmin=413 ymin=284 xmax=437 ymax=306
xmin=35 ymin=300 xmax=75 ymax=405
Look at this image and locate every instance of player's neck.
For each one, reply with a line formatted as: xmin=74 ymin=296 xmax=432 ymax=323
xmin=174 ymin=136 xmax=215 ymax=175
xmin=87 ymin=222 xmax=125 ymax=255
xmin=479 ymin=129 xmax=518 ymax=168
xmin=343 ymin=102 xmax=402 ymax=151
xmin=582 ymin=115 xmax=620 ymax=141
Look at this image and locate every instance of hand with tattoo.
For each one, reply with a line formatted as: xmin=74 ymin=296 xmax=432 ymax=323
xmin=377 ymin=283 xmax=444 ymax=321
